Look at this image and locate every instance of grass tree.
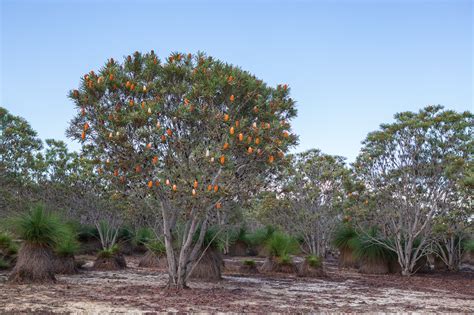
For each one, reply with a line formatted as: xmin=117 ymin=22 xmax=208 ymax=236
xmin=261 ymin=230 xmax=299 ymax=273
xmin=54 ymin=226 xmax=80 ymax=274
xmin=353 ymin=106 xmax=473 ymax=276
xmin=8 ymin=204 xmax=65 ymax=283
xmin=352 ymin=227 xmax=395 ymax=274
xmin=139 ymin=239 xmax=166 ymax=268
xmin=67 ymin=51 xmax=297 ymax=289
xmin=332 ymin=224 xmax=359 ymax=268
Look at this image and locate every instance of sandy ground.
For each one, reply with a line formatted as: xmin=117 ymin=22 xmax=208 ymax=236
xmin=0 ymin=255 xmax=473 ymax=313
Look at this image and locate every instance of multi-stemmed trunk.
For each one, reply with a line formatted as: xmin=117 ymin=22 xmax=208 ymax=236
xmin=161 ymin=201 xmax=211 ymax=290
xmin=394 ymin=232 xmax=428 ymax=276
xmin=435 ymin=234 xmax=463 ymax=271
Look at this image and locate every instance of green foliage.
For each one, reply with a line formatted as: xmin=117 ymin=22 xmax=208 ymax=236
xmin=55 ymin=227 xmax=80 ymax=257
xmin=228 ymin=226 xmax=250 ymax=245
xmin=243 ymin=259 xmax=256 ymax=267
xmin=9 ymin=204 xmax=65 ymax=247
xmin=247 ymin=225 xmax=276 ymax=247
xmin=77 ymin=224 xmax=99 ymax=241
xmin=352 ymin=228 xmax=395 ymax=262
xmin=6 ymin=242 xmax=18 ymax=255
xmin=98 ymin=244 xmax=120 ymax=258
xmin=202 ymin=226 xmax=224 ymax=250
xmin=0 ymin=258 xmax=9 ymax=270
xmin=0 ymin=231 xmax=14 ymax=249
xmin=306 ymin=255 xmax=322 ymax=268
xmin=133 ymin=227 xmax=154 ymax=246
xmin=0 ymin=107 xmax=44 ymax=180
xmin=265 ymin=230 xmax=299 ymax=258
xmin=146 ymin=240 xmax=166 ymax=255
xmin=0 ymin=231 xmax=17 ymax=255
xmin=278 ymin=254 xmax=293 ymax=265
xmin=332 ymin=224 xmax=358 ymax=251
xmin=464 ymin=239 xmax=474 ymax=253
xmin=118 ymin=226 xmax=133 ymax=241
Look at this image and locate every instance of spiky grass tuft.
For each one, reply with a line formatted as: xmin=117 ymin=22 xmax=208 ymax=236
xmin=246 ymin=226 xmax=275 ymax=247
xmin=265 ymin=231 xmax=299 ymax=258
xmin=133 ymin=227 xmax=154 ymax=247
xmin=9 ymin=204 xmax=65 ymax=247
xmin=464 ymin=239 xmax=474 ymax=253
xmin=55 ymin=228 xmax=80 ymax=257
xmin=353 ymin=227 xmax=395 ymax=262
xmin=145 ymin=240 xmax=166 ymax=255
xmin=332 ymin=224 xmax=358 ymax=251
xmin=97 ymin=244 xmax=120 ymax=258
xmin=306 ymin=255 xmax=322 ymax=268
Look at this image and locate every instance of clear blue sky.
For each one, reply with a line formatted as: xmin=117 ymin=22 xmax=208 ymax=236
xmin=1 ymin=0 xmax=472 ymax=162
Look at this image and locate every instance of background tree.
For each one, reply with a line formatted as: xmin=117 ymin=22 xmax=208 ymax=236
xmin=0 ymin=107 xmax=44 ymax=217
xmin=353 ymin=106 xmax=473 ymax=275
xmin=67 ymin=51 xmax=297 ymax=288
xmin=431 ymin=160 xmax=473 ymax=270
xmin=259 ymin=150 xmax=348 ymax=257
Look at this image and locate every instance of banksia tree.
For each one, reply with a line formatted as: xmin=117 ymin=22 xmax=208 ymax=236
xmin=68 ymin=51 xmax=297 ymax=288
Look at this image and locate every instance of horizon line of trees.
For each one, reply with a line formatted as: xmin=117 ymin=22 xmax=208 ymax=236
xmin=1 ymin=52 xmax=472 ymax=287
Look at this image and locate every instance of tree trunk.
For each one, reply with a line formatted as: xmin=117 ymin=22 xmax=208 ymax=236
xmin=161 ymin=201 xmax=210 ymax=290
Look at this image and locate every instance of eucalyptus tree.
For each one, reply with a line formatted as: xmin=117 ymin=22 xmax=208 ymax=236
xmin=353 ymin=106 xmax=473 ymax=275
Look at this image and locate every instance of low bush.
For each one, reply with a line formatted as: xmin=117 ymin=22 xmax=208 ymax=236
xmin=306 ymin=255 xmax=322 ymax=268
xmin=0 ymin=258 xmax=9 ymax=270
xmin=353 ymin=228 xmax=395 ymax=262
xmin=55 ymin=228 xmax=80 ymax=257
xmin=464 ymin=239 xmax=474 ymax=253
xmin=332 ymin=224 xmax=358 ymax=251
xmin=97 ymin=244 xmax=120 ymax=259
xmin=146 ymin=240 xmax=166 ymax=255
xmin=0 ymin=231 xmax=18 ymax=256
xmin=77 ymin=224 xmax=99 ymax=242
xmin=133 ymin=227 xmax=154 ymax=247
xmin=265 ymin=231 xmax=299 ymax=258
xmin=246 ymin=226 xmax=275 ymax=247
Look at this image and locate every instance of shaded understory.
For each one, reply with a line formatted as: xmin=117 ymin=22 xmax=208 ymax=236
xmin=0 ymin=255 xmax=473 ymax=313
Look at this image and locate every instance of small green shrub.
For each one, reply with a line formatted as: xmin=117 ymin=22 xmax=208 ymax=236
xmin=192 ymin=226 xmax=225 ymax=251
xmin=246 ymin=226 xmax=276 ymax=247
xmin=133 ymin=227 xmax=154 ymax=246
xmin=278 ymin=254 xmax=292 ymax=265
xmin=464 ymin=239 xmax=474 ymax=253
xmin=118 ymin=226 xmax=133 ymax=241
xmin=353 ymin=227 xmax=395 ymax=262
xmin=243 ymin=259 xmax=256 ymax=267
xmin=55 ymin=228 xmax=80 ymax=257
xmin=6 ymin=242 xmax=18 ymax=256
xmin=0 ymin=258 xmax=9 ymax=270
xmin=77 ymin=224 xmax=99 ymax=241
xmin=265 ymin=231 xmax=299 ymax=258
xmin=306 ymin=255 xmax=322 ymax=268
xmin=98 ymin=244 xmax=120 ymax=258
xmin=0 ymin=232 xmax=13 ymax=249
xmin=9 ymin=204 xmax=65 ymax=247
xmin=228 ymin=226 xmax=250 ymax=245
xmin=332 ymin=224 xmax=358 ymax=251
xmin=146 ymin=240 xmax=166 ymax=255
